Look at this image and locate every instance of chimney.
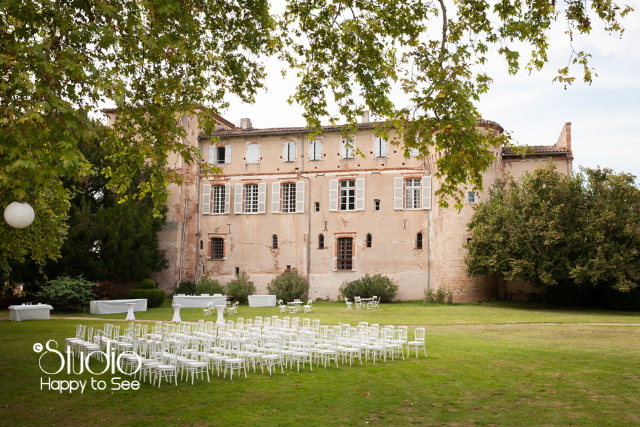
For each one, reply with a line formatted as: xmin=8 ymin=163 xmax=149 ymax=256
xmin=555 ymin=122 xmax=572 ymax=154
xmin=239 ymin=118 xmax=253 ymax=130
xmin=361 ymin=110 xmax=370 ymax=123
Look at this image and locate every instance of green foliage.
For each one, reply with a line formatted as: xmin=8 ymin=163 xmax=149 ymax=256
xmin=36 ymin=276 xmax=95 ymax=311
xmin=175 ymin=281 xmax=196 ymax=296
xmin=466 ymin=164 xmax=640 ymax=308
xmin=266 ymin=268 xmax=310 ymax=302
xmin=338 ymin=274 xmax=398 ymax=303
xmin=225 ymin=272 xmax=256 ymax=304
xmin=425 ymin=286 xmax=454 ymax=304
xmin=128 ymin=289 xmax=166 ymax=308
xmin=196 ymin=276 xmax=225 ymax=295
xmin=139 ymin=279 xmax=156 ymax=290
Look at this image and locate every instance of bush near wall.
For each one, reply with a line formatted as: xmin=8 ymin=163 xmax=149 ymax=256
xmin=128 ymin=289 xmax=166 ymax=308
xmin=174 ymin=281 xmax=196 ymax=296
xmin=225 ymin=272 xmax=255 ymax=304
xmin=267 ymin=268 xmax=309 ymax=302
xmin=139 ymin=279 xmax=157 ymax=289
xmin=338 ymin=274 xmax=398 ymax=303
xmin=196 ymin=276 xmax=225 ymax=295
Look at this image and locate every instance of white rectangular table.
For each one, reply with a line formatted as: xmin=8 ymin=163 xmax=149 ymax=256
xmin=9 ymin=304 xmax=53 ymax=321
xmin=248 ymin=295 xmax=277 ymax=307
xmin=172 ymin=295 xmax=226 ymax=308
xmin=89 ymin=299 xmax=148 ymax=315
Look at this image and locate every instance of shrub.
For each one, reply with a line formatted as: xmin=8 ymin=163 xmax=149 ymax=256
xmin=196 ymin=276 xmax=225 ymax=295
xmin=225 ymin=272 xmax=255 ymax=304
xmin=128 ymin=289 xmax=166 ymax=308
xmin=174 ymin=280 xmax=196 ymax=296
xmin=338 ymin=274 xmax=398 ymax=303
xmin=36 ymin=276 xmax=96 ymax=311
xmin=267 ymin=268 xmax=310 ymax=302
xmin=425 ymin=286 xmax=453 ymax=304
xmin=139 ymin=279 xmax=156 ymax=289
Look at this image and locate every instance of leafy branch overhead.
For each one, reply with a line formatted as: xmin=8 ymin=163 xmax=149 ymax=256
xmin=0 ymin=0 xmax=634 ymax=267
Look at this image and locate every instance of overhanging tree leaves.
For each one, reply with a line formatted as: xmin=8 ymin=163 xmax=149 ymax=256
xmin=466 ymin=164 xmax=640 ymax=305
xmin=1 ymin=0 xmax=634 ymax=268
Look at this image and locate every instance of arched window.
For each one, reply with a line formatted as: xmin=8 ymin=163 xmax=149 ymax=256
xmin=272 ymin=234 xmax=278 ymax=249
xmin=366 ymin=233 xmax=372 ymax=248
xmin=318 ymin=234 xmax=325 ymax=249
xmin=416 ymin=232 xmax=423 ymax=250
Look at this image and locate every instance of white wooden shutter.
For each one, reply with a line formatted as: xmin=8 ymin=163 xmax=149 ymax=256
xmin=373 ymin=137 xmax=381 ymax=157
xmin=234 ymin=183 xmax=243 ymax=214
xmin=225 ymin=145 xmax=232 ymax=164
xmin=422 ymin=176 xmax=432 ymax=210
xmin=283 ymin=141 xmax=296 ymax=161
xmin=310 ymin=139 xmax=322 ymax=160
xmin=296 ymin=181 xmax=305 ymax=213
xmin=380 ymin=138 xmax=388 ymax=157
xmin=356 ymin=178 xmax=365 ymax=211
xmin=202 ymin=184 xmax=211 ymax=214
xmin=394 ymin=177 xmax=404 ymax=210
xmin=224 ymin=183 xmax=231 ymax=214
xmin=271 ymin=182 xmax=281 ymax=213
xmin=208 ymin=146 xmax=215 ymax=164
xmin=258 ymin=182 xmax=267 ymax=214
xmin=329 ymin=179 xmax=338 ymax=212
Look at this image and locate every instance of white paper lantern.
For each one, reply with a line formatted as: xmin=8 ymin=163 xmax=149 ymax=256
xmin=4 ymin=202 xmax=35 ymax=228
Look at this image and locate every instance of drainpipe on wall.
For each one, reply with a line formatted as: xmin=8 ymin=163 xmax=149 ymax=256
xmin=195 ymin=161 xmax=202 ymax=282
xmin=299 ymin=135 xmax=312 ymax=282
xmin=178 ymin=199 xmax=188 ymax=287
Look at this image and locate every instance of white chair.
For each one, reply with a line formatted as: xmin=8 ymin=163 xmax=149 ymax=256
xmin=227 ymin=301 xmax=239 ymax=316
xmin=278 ymin=300 xmax=287 ymax=313
xmin=354 ymin=296 xmax=363 ymax=310
xmin=303 ymin=300 xmax=313 ymax=313
xmin=407 ymin=327 xmax=427 ymax=358
xmin=369 ymin=296 xmax=380 ymax=309
xmin=154 ymin=346 xmax=179 ymax=387
xmin=344 ymin=299 xmax=352 ymax=309
xmin=261 ymin=353 xmax=284 ymax=375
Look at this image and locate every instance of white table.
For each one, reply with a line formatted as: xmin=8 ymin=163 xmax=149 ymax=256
xmin=125 ymin=303 xmax=136 ymax=321
xmin=9 ymin=304 xmax=53 ymax=321
xmin=172 ymin=304 xmax=182 ymax=322
xmin=90 ymin=299 xmax=148 ymax=315
xmin=287 ymin=301 xmax=303 ymax=313
xmin=172 ymin=295 xmax=226 ymax=308
xmin=248 ymin=295 xmax=277 ymax=307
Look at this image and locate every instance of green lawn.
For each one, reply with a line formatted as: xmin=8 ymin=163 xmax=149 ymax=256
xmin=2 ymin=301 xmax=639 ymax=426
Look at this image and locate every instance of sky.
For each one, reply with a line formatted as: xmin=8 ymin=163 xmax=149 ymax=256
xmin=223 ymin=9 xmax=640 ymax=179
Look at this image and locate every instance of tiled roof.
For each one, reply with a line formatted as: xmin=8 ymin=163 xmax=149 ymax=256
xmin=502 ymin=145 xmax=570 ymax=156
xmin=205 ymin=119 xmax=504 ymax=138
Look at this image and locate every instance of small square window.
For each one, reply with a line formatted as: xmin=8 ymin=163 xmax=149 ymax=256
xmin=467 ymin=191 xmax=476 ymax=203
xmin=374 ymin=199 xmax=380 ymax=211
xmin=315 ymin=202 xmax=320 ymax=212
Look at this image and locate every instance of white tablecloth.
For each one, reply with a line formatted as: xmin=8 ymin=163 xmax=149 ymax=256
xmin=9 ymin=304 xmax=53 ymax=321
xmin=172 ymin=295 xmax=226 ymax=308
xmin=248 ymin=295 xmax=277 ymax=307
xmin=90 ymin=299 xmax=148 ymax=314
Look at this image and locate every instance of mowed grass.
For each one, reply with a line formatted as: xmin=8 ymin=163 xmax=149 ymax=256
xmin=1 ymin=301 xmax=639 ymax=426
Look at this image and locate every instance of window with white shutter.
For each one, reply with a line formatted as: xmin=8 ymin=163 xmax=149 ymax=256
xmin=282 ymin=141 xmax=296 ymax=162
xmin=373 ymin=136 xmax=388 ymax=158
xmin=246 ymin=143 xmax=260 ymax=164
xmin=271 ymin=182 xmax=281 ymax=213
xmin=422 ymin=176 xmax=432 ymax=210
xmin=202 ymin=183 xmax=211 ymax=214
xmin=309 ymin=139 xmax=323 ymax=160
xmin=296 ymin=181 xmax=305 ymax=213
xmin=341 ymin=138 xmax=355 ymax=159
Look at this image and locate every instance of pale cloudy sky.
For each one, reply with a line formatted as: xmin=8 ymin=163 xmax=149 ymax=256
xmin=224 ymin=10 xmax=640 ymax=179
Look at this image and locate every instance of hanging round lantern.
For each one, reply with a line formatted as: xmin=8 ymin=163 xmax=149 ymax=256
xmin=4 ymin=202 xmax=35 ymax=228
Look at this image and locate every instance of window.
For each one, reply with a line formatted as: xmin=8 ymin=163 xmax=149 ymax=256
xmin=340 ymin=180 xmax=355 ymax=211
xmin=341 ymin=138 xmax=355 ymax=159
xmin=394 ymin=176 xmax=432 ymax=210
xmin=336 ymin=237 xmax=354 ymax=270
xmin=405 ymin=178 xmax=421 ymax=209
xmin=309 ymin=139 xmax=323 ymax=160
xmin=272 ymin=234 xmax=278 ymax=249
xmin=408 ymin=147 xmax=420 ymax=158
xmin=366 ymin=233 xmax=372 ymax=248
xmin=318 ymin=234 xmax=325 ymax=249
xmin=374 ymin=199 xmax=380 ymax=211
xmin=210 ymin=238 xmax=224 ymax=259
xmin=416 ymin=232 xmax=423 ymax=250
xmin=208 ymin=144 xmax=231 ymax=164
xmin=281 ymin=182 xmax=296 ymax=213
xmin=467 ymin=191 xmax=477 ymax=203
xmin=211 ymin=185 xmax=228 ymax=214
xmin=373 ymin=136 xmax=388 ymax=158
xmin=271 ymin=181 xmax=305 ymax=213
xmin=246 ymin=142 xmax=260 ymax=163
xmin=202 ymin=183 xmax=230 ymax=214
xmin=315 ymin=202 xmax=320 ymax=212
xmin=282 ymin=141 xmax=296 ymax=162
xmin=235 ymin=182 xmax=267 ymax=214
xmin=329 ymin=178 xmax=365 ymax=212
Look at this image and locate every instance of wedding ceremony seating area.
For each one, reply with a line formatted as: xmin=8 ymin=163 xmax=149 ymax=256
xmin=65 ymin=315 xmax=426 ymax=387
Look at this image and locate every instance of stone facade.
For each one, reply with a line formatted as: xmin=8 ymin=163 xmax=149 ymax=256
xmin=151 ymin=114 xmax=573 ymax=302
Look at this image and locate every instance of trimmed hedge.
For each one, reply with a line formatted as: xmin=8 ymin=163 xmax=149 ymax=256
xmin=225 ymin=272 xmax=255 ymax=304
xmin=267 ymin=268 xmax=309 ymax=302
xmin=128 ymin=289 xmax=166 ymax=308
xmin=196 ymin=276 xmax=225 ymax=295
xmin=139 ymin=279 xmax=156 ymax=289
